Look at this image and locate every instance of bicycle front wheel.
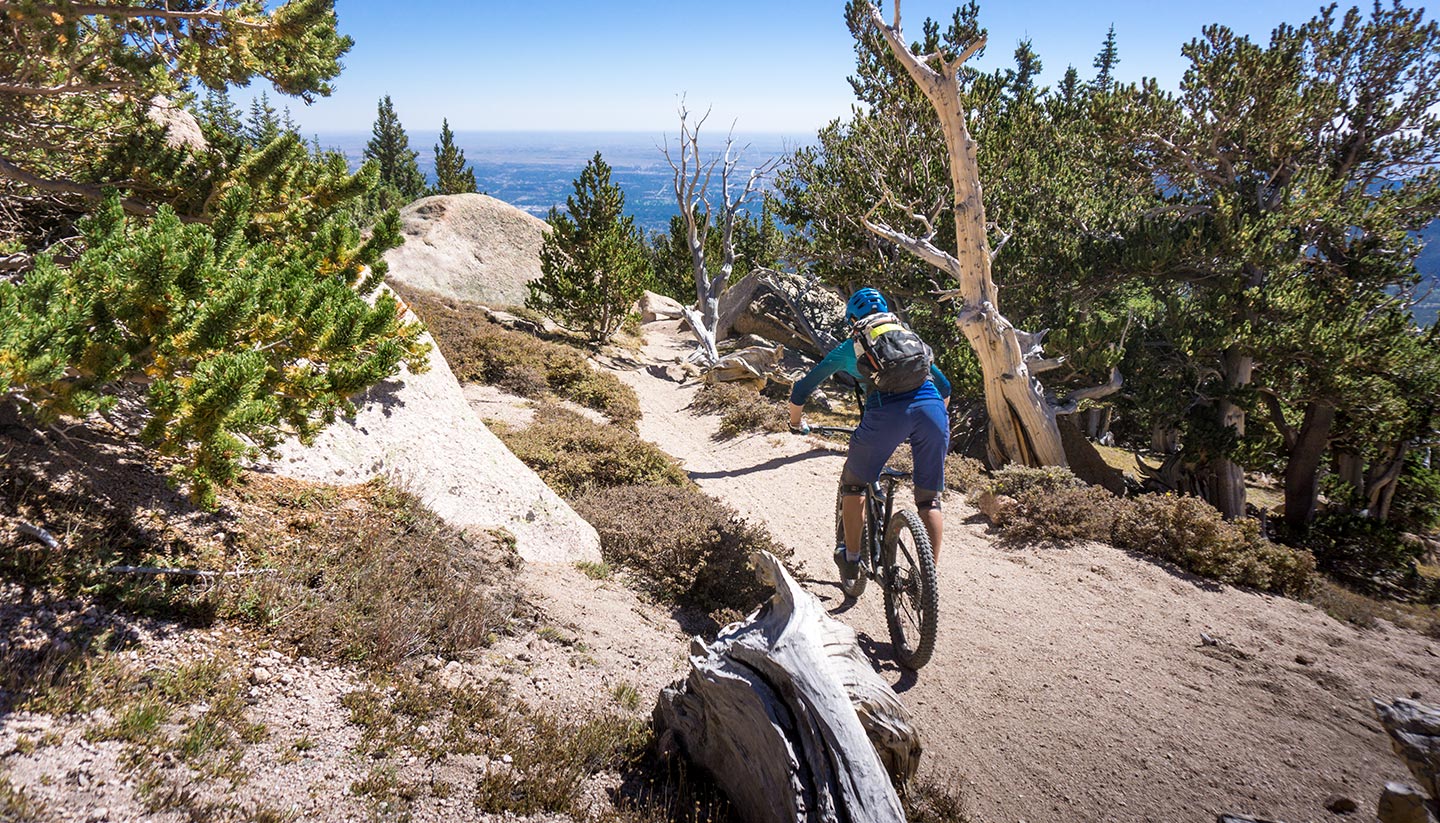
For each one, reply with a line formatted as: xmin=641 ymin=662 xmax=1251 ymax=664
xmin=882 ymin=509 xmax=939 ymax=670
xmin=834 ymin=486 xmax=868 ymax=598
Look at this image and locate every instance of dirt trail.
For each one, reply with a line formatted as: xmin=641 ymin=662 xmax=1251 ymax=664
xmin=614 ymin=320 xmax=1440 ymax=823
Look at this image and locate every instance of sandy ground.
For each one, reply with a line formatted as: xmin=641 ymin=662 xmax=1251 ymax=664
xmin=613 ymin=320 xmax=1440 ymax=823
xmin=5 ymin=319 xmax=1438 ymax=823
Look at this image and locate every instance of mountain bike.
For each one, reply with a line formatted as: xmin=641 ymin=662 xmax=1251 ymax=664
xmin=811 ymin=424 xmax=939 ymax=670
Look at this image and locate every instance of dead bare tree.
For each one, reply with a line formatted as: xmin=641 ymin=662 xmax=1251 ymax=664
xmin=858 ymin=1 xmax=1121 ymax=468
xmin=662 ymin=103 xmax=780 ymax=365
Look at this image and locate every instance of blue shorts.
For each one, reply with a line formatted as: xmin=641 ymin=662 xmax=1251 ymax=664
xmin=841 ymin=395 xmax=949 ymax=497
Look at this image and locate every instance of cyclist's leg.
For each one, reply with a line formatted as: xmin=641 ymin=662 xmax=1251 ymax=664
xmin=908 ymin=396 xmax=951 ymax=560
xmin=840 ymin=401 xmax=910 ymax=560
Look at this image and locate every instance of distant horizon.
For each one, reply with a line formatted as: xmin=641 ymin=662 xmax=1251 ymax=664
xmin=235 ymin=0 xmax=1347 ymax=135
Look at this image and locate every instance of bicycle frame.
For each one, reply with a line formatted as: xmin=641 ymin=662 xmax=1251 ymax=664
xmin=811 ymin=423 xmax=907 ymax=582
xmin=859 ymin=476 xmax=900 ymax=579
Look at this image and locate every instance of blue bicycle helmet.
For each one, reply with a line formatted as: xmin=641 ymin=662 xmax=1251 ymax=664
xmin=845 ymin=287 xmax=889 ymax=321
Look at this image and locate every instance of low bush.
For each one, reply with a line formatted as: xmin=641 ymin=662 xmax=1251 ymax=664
xmin=398 ymin=285 xmax=641 ymax=428
xmin=226 ymin=476 xmax=524 ymax=668
xmin=977 ymin=464 xmax=1315 ymax=596
xmin=690 ymin=382 xmax=789 ymax=439
xmin=887 ymin=451 xmax=987 ymax=494
xmin=999 ymin=483 xmax=1119 ymax=546
xmin=1110 ymin=494 xmax=1315 ymax=596
xmin=493 ymin=404 xmax=690 ymax=498
xmin=571 ymin=484 xmax=793 ymax=619
xmin=987 ymin=464 xmax=1087 ymax=497
xmin=1301 ymin=512 xmax=1423 ymax=583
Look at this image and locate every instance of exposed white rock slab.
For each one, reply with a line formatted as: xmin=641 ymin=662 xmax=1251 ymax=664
xmin=385 ymin=193 xmax=549 ymax=307
xmin=266 ymin=309 xmax=601 ymax=565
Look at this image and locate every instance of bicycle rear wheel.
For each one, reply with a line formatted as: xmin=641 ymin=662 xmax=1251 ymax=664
xmin=834 ymin=486 xmax=868 ymax=598
xmin=882 ymin=509 xmax=939 ymax=670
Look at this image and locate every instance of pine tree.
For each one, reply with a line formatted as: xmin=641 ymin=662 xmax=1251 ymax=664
xmin=0 ymin=1 xmax=427 ymax=504
xmin=200 ymin=90 xmax=245 ymax=139
xmin=1007 ymin=38 xmax=1044 ymax=97
xmin=364 ymin=95 xmax=426 ymax=201
xmin=246 ymin=92 xmax=282 ymax=148
xmin=527 ymin=152 xmax=651 ymax=342
xmin=1059 ymin=66 xmax=1081 ymax=105
xmin=432 ymin=119 xmax=478 ymax=195
xmin=1093 ymin=24 xmax=1120 ymax=89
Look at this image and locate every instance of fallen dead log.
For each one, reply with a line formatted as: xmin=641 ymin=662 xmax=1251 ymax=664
xmin=1373 ymin=698 xmax=1440 ymax=823
xmin=654 ymin=550 xmax=919 ymax=823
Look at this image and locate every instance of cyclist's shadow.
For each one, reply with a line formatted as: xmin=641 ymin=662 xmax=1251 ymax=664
xmin=853 ymin=629 xmax=920 ymax=693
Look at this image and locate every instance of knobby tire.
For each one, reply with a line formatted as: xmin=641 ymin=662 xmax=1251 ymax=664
xmin=882 ymin=509 xmax=938 ymax=670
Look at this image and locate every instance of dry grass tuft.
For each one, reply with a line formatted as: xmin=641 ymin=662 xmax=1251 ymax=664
xmin=342 ymin=674 xmax=649 ymax=819
xmin=901 ymin=774 xmax=971 ymax=822
xmin=224 ymin=475 xmax=524 ymax=668
xmin=398 ymin=285 xmax=641 ymax=427
xmin=0 ymin=772 xmax=52 ymax=823
xmin=492 ymin=404 xmax=691 ymax=499
xmin=572 ymin=484 xmax=793 ymax=622
xmin=689 ymin=382 xmax=789 ymax=439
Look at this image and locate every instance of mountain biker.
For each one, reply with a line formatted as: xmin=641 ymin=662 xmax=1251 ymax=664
xmin=787 ymin=287 xmax=951 ymax=579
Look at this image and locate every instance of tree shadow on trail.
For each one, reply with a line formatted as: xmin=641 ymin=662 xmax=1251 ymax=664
xmin=687 ymin=447 xmax=839 ymax=481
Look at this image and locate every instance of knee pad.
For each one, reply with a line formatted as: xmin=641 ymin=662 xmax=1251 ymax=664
xmin=915 ymin=490 xmax=943 ymax=511
xmin=840 ymin=483 xmax=867 ymax=497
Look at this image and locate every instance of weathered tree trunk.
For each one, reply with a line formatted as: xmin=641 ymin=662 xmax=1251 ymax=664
xmin=665 ymin=105 xmax=776 ymax=366
xmin=1283 ymin=402 xmax=1335 ymax=531
xmin=860 ymin=2 xmax=1071 ymax=469
xmin=1335 ymin=448 xmax=1366 ymax=505
xmin=1151 ymin=422 xmax=1180 ymax=454
xmin=1372 ymin=698 xmax=1440 ymax=823
xmin=1332 ymin=444 xmax=1408 ymax=521
xmin=654 ymin=551 xmax=920 ymax=823
xmin=1210 ymin=345 xmax=1253 ymax=519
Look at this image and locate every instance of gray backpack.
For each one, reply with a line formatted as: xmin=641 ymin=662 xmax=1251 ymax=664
xmin=851 ymin=312 xmax=934 ymax=394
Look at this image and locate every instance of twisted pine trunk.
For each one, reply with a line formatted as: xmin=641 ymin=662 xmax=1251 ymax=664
xmin=862 ymin=2 xmax=1066 ymax=468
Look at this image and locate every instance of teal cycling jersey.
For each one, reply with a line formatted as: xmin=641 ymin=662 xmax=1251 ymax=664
xmin=789 ymin=339 xmax=951 ymax=408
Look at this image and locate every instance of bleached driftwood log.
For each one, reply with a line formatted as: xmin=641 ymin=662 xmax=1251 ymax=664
xmin=654 ymin=551 xmax=920 ymax=823
xmin=1373 ymin=698 xmax=1440 ymax=823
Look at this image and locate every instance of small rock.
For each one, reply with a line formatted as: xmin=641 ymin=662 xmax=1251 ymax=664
xmin=278 ymin=671 xmax=294 ymax=686
xmin=87 ymin=807 xmax=109 ymax=822
xmin=1295 ymin=654 xmax=1315 ymax=665
xmin=250 ymin=667 xmax=273 ymax=685
xmin=1324 ymin=794 xmax=1359 ymax=814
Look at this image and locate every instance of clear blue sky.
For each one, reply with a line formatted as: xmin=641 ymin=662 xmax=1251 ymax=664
xmin=257 ymin=0 xmax=1348 ymax=135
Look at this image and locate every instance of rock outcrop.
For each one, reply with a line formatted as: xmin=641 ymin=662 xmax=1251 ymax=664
xmin=265 ymin=292 xmax=601 ymax=565
xmin=385 ymin=194 xmax=549 ymax=307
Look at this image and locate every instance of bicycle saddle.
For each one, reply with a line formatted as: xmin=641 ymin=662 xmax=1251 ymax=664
xmin=880 ymin=466 xmax=912 ymax=480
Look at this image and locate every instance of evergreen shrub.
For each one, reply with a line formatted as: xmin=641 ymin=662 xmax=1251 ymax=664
xmin=572 ymin=484 xmax=792 ymax=618
xmin=1300 ymin=512 xmax=1423 ymax=589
